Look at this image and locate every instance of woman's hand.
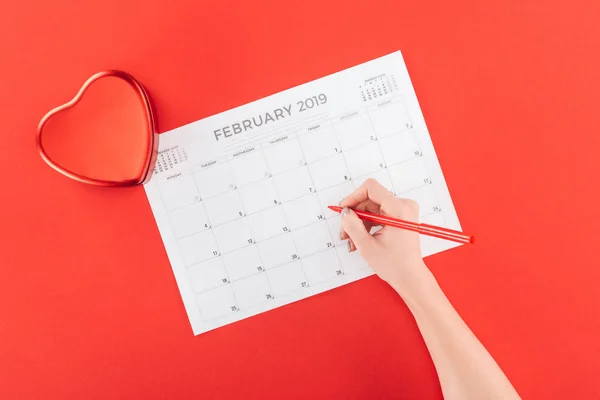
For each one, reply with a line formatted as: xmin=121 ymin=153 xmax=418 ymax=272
xmin=339 ymin=178 xmax=430 ymax=299
xmin=340 ymin=179 xmax=521 ymax=399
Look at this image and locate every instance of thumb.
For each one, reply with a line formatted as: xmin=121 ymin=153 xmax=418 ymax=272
xmin=341 ymin=208 xmax=377 ymax=255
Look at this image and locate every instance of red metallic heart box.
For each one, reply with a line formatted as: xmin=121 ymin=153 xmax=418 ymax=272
xmin=37 ymin=71 xmax=158 ymax=187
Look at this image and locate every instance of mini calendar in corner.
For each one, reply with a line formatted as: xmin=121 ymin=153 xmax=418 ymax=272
xmin=144 ymin=51 xmax=463 ymax=335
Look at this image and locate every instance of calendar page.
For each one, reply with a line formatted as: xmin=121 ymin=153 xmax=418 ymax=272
xmin=144 ymin=51 xmax=463 ymax=335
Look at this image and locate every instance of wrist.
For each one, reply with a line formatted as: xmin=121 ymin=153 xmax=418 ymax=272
xmin=388 ymin=262 xmax=440 ymax=309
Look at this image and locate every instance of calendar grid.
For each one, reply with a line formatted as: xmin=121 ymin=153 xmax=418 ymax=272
xmin=145 ymin=52 xmax=464 ymax=334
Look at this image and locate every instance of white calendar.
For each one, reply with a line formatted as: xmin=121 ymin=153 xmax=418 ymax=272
xmin=144 ymin=51 xmax=463 ymax=335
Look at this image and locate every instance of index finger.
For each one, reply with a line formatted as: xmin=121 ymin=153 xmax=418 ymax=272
xmin=339 ymin=178 xmax=395 ymax=209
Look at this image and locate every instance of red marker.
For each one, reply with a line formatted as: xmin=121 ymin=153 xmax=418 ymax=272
xmin=328 ymin=205 xmax=474 ymax=245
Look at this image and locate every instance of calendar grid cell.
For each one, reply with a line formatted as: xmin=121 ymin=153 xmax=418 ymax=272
xmin=157 ymin=172 xmax=201 ymax=212
xmin=421 ymin=209 xmax=443 ymax=221
xmin=396 ymin=180 xmax=433 ymax=196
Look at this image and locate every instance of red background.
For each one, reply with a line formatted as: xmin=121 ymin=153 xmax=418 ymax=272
xmin=1 ymin=0 xmax=599 ymax=398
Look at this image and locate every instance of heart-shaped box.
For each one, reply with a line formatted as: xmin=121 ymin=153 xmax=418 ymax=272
xmin=37 ymin=71 xmax=158 ymax=187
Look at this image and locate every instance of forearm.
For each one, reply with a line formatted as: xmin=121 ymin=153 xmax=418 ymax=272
xmin=392 ymin=265 xmax=520 ymax=400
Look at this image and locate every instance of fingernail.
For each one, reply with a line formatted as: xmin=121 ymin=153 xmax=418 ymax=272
xmin=341 ymin=207 xmax=349 ymax=218
xmin=347 ymin=240 xmax=352 ymax=252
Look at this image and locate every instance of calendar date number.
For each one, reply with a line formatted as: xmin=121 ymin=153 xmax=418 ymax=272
xmin=298 ymin=94 xmax=327 ymax=112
